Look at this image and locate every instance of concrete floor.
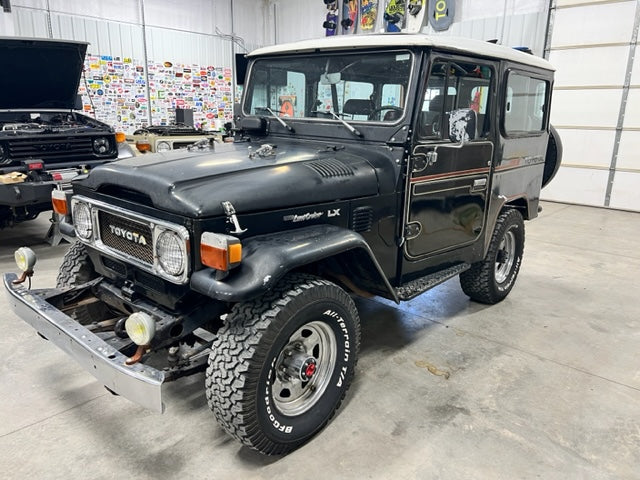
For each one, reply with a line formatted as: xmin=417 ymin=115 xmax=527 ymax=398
xmin=0 ymin=202 xmax=638 ymax=479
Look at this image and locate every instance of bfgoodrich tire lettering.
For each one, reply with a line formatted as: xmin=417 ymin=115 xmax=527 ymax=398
xmin=205 ymin=273 xmax=360 ymax=455
xmin=460 ymin=209 xmax=525 ymax=304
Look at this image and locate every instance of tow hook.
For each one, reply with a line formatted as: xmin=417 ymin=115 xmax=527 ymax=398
xmin=126 ymin=345 xmax=150 ymax=365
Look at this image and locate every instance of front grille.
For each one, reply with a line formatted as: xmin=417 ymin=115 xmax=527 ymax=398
xmin=173 ymin=141 xmax=196 ymax=149
xmin=136 ymin=270 xmax=166 ymax=292
xmin=98 ymin=211 xmax=154 ymax=265
xmin=6 ymin=136 xmax=108 ymax=162
xmin=101 ymin=256 xmax=127 ymax=276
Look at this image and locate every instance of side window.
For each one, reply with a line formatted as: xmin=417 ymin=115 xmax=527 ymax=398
xmin=418 ymin=60 xmax=493 ymax=140
xmin=504 ymin=73 xmax=548 ymax=134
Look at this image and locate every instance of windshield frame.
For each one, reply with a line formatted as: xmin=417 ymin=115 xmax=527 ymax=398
xmin=241 ymin=49 xmax=415 ymax=127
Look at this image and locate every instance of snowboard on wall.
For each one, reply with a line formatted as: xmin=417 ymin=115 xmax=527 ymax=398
xmin=405 ymin=0 xmax=426 ymax=33
xmin=341 ymin=0 xmax=358 ymax=34
xmin=323 ymin=0 xmax=339 ymax=36
xmin=384 ymin=0 xmax=406 ymax=33
xmin=360 ymin=0 xmax=378 ymax=32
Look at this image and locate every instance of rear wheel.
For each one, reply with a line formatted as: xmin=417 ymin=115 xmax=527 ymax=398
xmin=205 ymin=273 xmax=360 ymax=455
xmin=460 ymin=209 xmax=524 ymax=304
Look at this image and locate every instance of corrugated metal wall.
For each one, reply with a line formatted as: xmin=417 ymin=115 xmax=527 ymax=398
xmin=422 ymin=0 xmax=549 ymax=57
xmin=544 ymin=0 xmax=640 ymax=211
xmin=3 ymin=0 xmax=638 ymax=211
xmin=4 ymin=0 xmax=271 ymax=131
xmin=8 ymin=0 xmax=244 ymax=65
xmin=273 ymin=0 xmax=549 ymax=56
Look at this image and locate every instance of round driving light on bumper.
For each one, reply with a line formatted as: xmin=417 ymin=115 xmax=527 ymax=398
xmin=73 ymin=202 xmax=92 ymax=239
xmin=92 ymin=137 xmax=111 ymax=154
xmin=156 ymin=230 xmax=185 ymax=275
xmin=125 ymin=312 xmax=156 ymax=346
xmin=156 ymin=141 xmax=171 ymax=152
xmin=15 ymin=247 xmax=37 ymax=272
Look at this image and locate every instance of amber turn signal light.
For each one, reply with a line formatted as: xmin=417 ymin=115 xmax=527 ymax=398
xmin=136 ymin=141 xmax=151 ymax=152
xmin=200 ymin=232 xmax=242 ymax=271
xmin=115 ymin=132 xmax=127 ymax=143
xmin=51 ymin=189 xmax=68 ymax=216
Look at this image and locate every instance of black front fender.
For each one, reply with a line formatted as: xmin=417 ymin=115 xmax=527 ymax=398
xmin=190 ymin=224 xmax=398 ymax=303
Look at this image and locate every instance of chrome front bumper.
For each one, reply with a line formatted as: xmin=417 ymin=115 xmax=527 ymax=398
xmin=3 ymin=273 xmax=165 ymax=413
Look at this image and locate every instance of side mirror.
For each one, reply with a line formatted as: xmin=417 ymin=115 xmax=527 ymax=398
xmin=239 ymin=117 xmax=267 ymax=134
xmin=449 ymin=108 xmax=477 ymax=144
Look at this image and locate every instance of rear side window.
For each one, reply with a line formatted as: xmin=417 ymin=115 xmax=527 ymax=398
xmin=504 ymin=73 xmax=548 ymax=135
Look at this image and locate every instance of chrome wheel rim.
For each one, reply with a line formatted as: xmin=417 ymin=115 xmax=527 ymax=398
xmin=495 ymin=230 xmax=516 ymax=284
xmin=272 ymin=321 xmax=337 ymax=416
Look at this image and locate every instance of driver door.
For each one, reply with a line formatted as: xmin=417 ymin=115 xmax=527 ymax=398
xmin=405 ymin=57 xmax=496 ymax=259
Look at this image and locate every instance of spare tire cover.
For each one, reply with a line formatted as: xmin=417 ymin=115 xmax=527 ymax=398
xmin=542 ymin=124 xmax=563 ymax=188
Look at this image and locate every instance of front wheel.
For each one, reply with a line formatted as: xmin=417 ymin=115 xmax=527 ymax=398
xmin=460 ymin=209 xmax=525 ymax=304
xmin=205 ymin=273 xmax=360 ymax=455
xmin=56 ymin=241 xmax=109 ymax=323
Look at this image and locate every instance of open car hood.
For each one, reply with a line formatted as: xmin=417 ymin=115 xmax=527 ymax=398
xmin=0 ymin=37 xmax=88 ymax=110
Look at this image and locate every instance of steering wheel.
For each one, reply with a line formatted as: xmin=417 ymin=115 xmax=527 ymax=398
xmin=368 ymin=105 xmax=403 ymax=121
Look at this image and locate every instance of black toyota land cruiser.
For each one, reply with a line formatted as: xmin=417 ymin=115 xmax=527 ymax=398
xmin=5 ymin=34 xmax=561 ymax=455
xmin=0 ymin=37 xmax=131 ymax=229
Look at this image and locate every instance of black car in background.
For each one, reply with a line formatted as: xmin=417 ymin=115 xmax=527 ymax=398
xmin=0 ymin=37 xmax=132 ymax=229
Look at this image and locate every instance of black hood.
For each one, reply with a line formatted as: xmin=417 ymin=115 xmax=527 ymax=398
xmin=80 ymin=142 xmax=380 ymax=217
xmin=0 ymin=37 xmax=88 ymax=110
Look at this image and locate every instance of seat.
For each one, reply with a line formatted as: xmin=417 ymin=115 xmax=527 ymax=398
xmin=428 ymin=94 xmax=455 ymax=113
xmin=383 ymin=109 xmax=401 ymax=122
xmin=420 ymin=94 xmax=456 ymax=136
xmin=342 ymin=99 xmax=373 ymax=117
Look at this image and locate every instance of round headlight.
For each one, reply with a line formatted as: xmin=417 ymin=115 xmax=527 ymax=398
xmin=156 ymin=230 xmax=184 ymax=275
xmin=156 ymin=141 xmax=171 ymax=152
xmin=92 ymin=137 xmax=111 ymax=154
xmin=73 ymin=202 xmax=92 ymax=239
xmin=125 ymin=311 xmax=156 ymax=345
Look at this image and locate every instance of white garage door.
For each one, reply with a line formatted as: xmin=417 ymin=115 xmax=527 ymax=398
xmin=543 ymin=0 xmax=640 ymax=212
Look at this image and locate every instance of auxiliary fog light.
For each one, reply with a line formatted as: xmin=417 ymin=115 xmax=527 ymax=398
xmin=125 ymin=312 xmax=156 ymax=346
xmin=15 ymin=247 xmax=37 ymax=272
xmin=12 ymin=247 xmax=37 ymax=286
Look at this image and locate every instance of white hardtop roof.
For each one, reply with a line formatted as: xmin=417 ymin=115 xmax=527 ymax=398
xmin=249 ymin=33 xmax=554 ymax=71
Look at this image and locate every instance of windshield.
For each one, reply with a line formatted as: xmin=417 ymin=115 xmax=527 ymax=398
xmin=244 ymin=51 xmax=412 ymax=123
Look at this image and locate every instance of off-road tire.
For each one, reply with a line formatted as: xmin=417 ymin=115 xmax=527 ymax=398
xmin=460 ymin=209 xmax=524 ymax=304
xmin=205 ymin=273 xmax=360 ymax=455
xmin=56 ymin=241 xmax=107 ymax=323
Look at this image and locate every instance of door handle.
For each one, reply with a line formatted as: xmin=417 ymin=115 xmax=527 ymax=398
xmin=471 ymin=178 xmax=487 ymax=192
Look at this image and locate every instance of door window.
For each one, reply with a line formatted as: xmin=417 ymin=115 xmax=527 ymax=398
xmin=418 ymin=60 xmax=493 ymax=140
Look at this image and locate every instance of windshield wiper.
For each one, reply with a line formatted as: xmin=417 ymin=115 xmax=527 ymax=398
xmin=256 ymin=107 xmax=295 ymax=133
xmin=328 ymin=110 xmax=363 ymax=138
